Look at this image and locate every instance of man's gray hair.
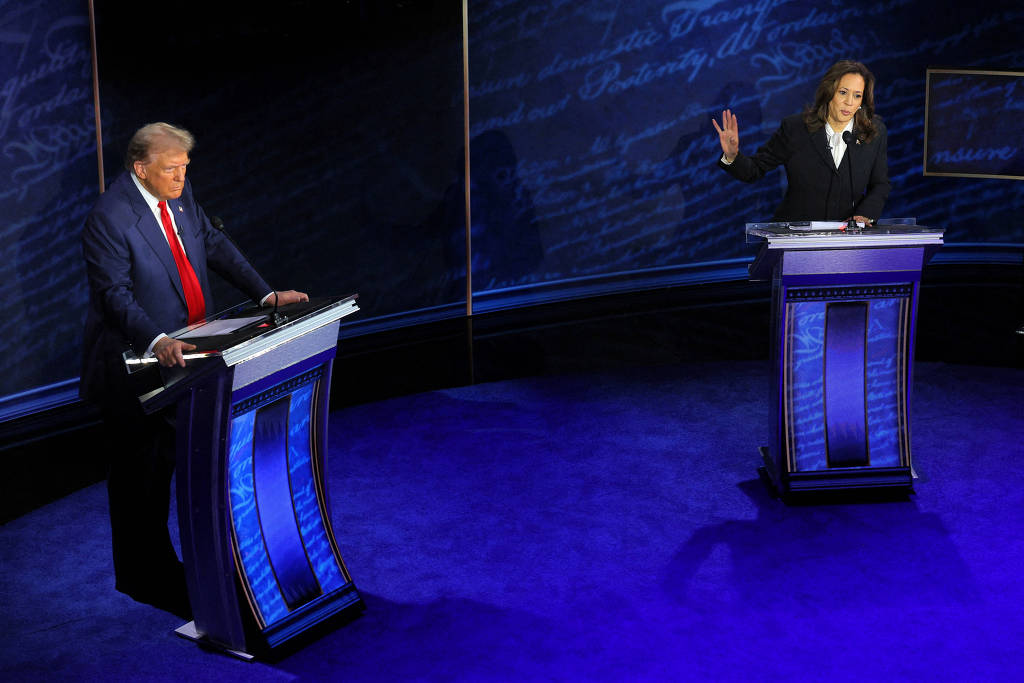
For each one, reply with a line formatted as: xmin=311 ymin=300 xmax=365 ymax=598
xmin=124 ymin=122 xmax=195 ymax=170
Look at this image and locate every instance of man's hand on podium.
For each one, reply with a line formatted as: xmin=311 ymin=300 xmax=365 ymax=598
xmin=153 ymin=337 xmax=197 ymax=367
xmin=268 ymin=290 xmax=309 ymax=307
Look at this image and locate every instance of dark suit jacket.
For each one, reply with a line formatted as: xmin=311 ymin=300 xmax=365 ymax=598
xmin=81 ymin=171 xmax=271 ymax=404
xmin=718 ymin=113 xmax=890 ymax=222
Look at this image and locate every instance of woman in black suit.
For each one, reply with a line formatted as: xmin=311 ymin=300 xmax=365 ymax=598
xmin=713 ymin=60 xmax=890 ymax=224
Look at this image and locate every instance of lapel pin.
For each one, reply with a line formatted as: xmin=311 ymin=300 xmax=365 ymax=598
xmin=178 ymin=206 xmax=183 ymax=212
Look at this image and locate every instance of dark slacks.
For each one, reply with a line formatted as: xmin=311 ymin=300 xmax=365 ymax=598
xmin=96 ymin=354 xmax=190 ymax=618
xmin=104 ymin=409 xmax=180 ymax=591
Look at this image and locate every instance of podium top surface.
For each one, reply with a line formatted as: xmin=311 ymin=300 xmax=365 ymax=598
xmin=127 ymin=295 xmax=359 ymax=412
xmin=125 ymin=294 xmax=358 ymax=371
xmin=170 ymin=294 xmax=358 ymax=366
xmin=746 ymin=220 xmax=944 ymax=250
xmin=745 ymin=222 xmax=945 ymax=281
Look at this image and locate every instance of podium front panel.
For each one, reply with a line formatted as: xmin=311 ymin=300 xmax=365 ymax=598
xmin=169 ymin=296 xmax=364 ymax=655
xmin=227 ymin=364 xmax=355 ymax=635
xmin=783 ymin=287 xmax=911 ymax=475
xmin=748 ymin=227 xmax=942 ymax=495
xmin=231 ymin=323 xmax=341 ymax=393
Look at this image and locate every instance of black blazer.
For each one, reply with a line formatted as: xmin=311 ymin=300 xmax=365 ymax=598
xmin=718 ymin=113 xmax=890 ymax=222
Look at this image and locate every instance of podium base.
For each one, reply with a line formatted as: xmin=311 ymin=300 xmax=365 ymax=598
xmin=758 ymin=446 xmax=914 ymax=501
xmin=174 ymin=621 xmax=255 ymax=661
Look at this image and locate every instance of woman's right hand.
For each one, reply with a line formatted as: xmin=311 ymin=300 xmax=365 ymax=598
xmin=712 ymin=109 xmax=739 ymax=162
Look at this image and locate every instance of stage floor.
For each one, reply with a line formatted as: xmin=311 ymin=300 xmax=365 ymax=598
xmin=2 ymin=361 xmax=1022 ymax=680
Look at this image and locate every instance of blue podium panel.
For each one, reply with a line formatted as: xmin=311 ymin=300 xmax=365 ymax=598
xmin=227 ymin=366 xmax=357 ymax=643
xmin=784 ymin=290 xmax=911 ymax=476
xmin=747 ymin=225 xmax=943 ymax=496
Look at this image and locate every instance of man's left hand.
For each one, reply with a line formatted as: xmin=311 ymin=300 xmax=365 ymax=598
xmin=267 ymin=290 xmax=309 ymax=306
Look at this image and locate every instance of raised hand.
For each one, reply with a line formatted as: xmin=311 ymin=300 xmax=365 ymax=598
xmin=712 ymin=109 xmax=740 ymax=162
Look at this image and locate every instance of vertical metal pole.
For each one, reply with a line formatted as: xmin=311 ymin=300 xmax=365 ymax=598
xmin=462 ymin=0 xmax=475 ymax=383
xmin=462 ymin=0 xmax=472 ymax=317
xmin=87 ymin=0 xmax=105 ymax=193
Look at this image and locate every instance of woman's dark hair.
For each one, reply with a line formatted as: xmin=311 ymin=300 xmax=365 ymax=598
xmin=803 ymin=60 xmax=878 ymax=142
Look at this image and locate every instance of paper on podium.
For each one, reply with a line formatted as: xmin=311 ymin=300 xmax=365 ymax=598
xmin=177 ymin=315 xmax=267 ymax=339
xmin=788 ymin=221 xmax=866 ymax=231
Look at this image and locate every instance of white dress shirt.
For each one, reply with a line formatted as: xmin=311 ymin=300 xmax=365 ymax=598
xmin=825 ymin=119 xmax=855 ymax=169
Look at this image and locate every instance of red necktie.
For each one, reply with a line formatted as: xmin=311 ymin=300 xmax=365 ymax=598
xmin=158 ymin=201 xmax=206 ymax=324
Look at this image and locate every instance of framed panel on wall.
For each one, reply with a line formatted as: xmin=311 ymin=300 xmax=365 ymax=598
xmin=924 ymin=68 xmax=1024 ymax=180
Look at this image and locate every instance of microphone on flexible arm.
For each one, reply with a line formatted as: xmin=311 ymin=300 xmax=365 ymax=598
xmin=210 ymin=216 xmax=288 ymax=326
xmin=841 ymin=130 xmax=861 ymax=232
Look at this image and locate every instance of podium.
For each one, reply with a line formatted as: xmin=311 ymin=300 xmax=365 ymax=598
xmin=127 ymin=295 xmax=363 ymax=657
xmin=746 ymin=222 xmax=944 ymax=496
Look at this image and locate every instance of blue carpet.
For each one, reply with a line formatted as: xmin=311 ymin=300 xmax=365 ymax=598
xmin=2 ymin=361 xmax=1022 ymax=681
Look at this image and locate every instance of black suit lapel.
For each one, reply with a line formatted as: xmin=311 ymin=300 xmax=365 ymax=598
xmin=846 ymin=132 xmax=866 ymax=179
xmin=842 ymin=131 xmax=869 ymax=194
xmin=810 ymin=127 xmax=838 ymax=175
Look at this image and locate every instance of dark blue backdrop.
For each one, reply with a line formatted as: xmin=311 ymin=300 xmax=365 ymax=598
xmin=466 ymin=0 xmax=1024 ymax=307
xmin=0 ymin=0 xmax=95 ymax=415
xmin=2 ymin=0 xmax=1023 ymax=414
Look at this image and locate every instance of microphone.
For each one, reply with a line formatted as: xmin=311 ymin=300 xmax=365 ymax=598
xmin=210 ymin=216 xmax=287 ymax=325
xmin=841 ymin=131 xmax=860 ymax=231
xmin=272 ymin=292 xmax=286 ymax=326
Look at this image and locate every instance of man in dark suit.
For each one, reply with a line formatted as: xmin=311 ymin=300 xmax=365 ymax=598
xmin=81 ymin=122 xmax=307 ymax=618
